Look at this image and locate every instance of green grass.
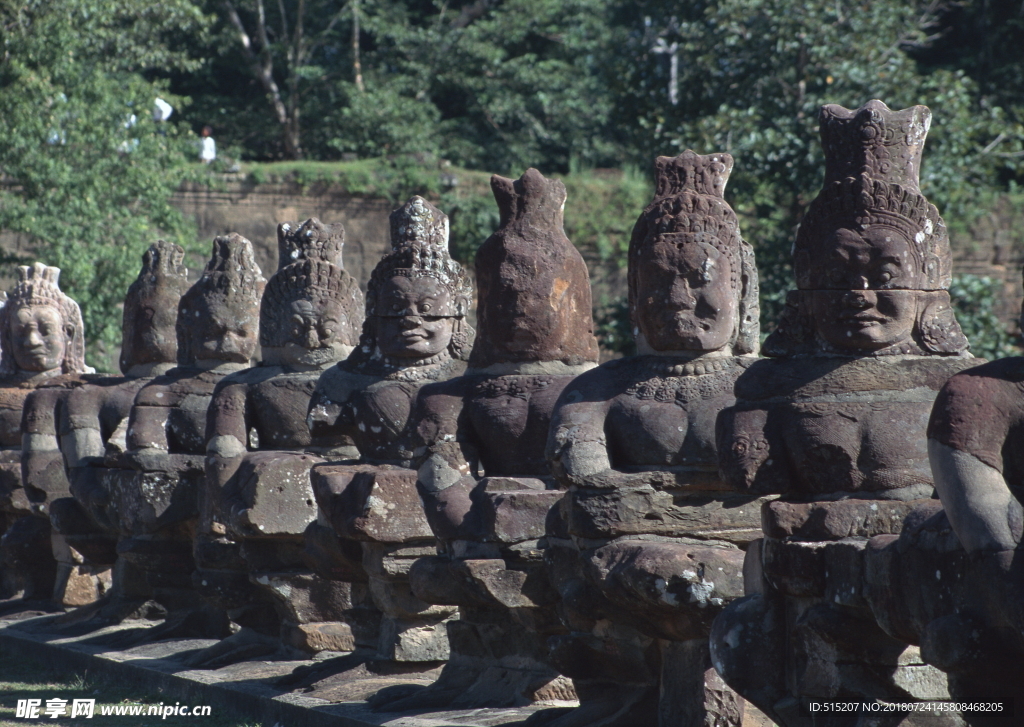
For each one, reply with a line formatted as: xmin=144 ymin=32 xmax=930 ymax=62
xmin=0 ymin=647 xmax=261 ymax=727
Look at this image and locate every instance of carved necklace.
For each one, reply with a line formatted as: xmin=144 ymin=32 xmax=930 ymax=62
xmin=378 ymin=354 xmax=459 ymax=382
xmin=474 ymin=375 xmax=554 ymax=400
xmin=625 ymin=356 xmax=751 ymax=407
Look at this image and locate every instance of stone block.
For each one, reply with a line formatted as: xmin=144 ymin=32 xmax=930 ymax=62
xmin=311 ymin=464 xmax=432 ymax=543
xmin=229 ymin=451 xmax=321 ymax=537
xmin=567 ymin=487 xmax=767 ymax=543
xmin=378 ymin=616 xmax=453 ymax=662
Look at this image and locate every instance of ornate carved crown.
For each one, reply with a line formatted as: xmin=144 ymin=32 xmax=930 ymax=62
xmin=276 ymin=217 xmax=344 ymax=270
xmin=0 ymin=262 xmax=89 ymax=375
xmin=628 ymin=150 xmax=760 ymax=355
xmin=794 ymin=100 xmax=950 ymax=290
xmin=366 ymin=196 xmax=472 ymax=318
xmin=260 ymin=218 xmax=363 ymax=348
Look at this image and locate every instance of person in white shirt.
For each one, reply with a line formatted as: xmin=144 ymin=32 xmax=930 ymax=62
xmin=200 ymin=125 xmax=216 ymax=164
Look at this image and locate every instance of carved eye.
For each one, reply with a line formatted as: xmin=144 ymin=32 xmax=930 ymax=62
xmin=829 ymin=269 xmax=845 ymax=284
xmin=422 ymin=304 xmax=431 ymax=313
xmin=392 ymin=303 xmax=403 ymax=311
xmin=878 ymin=271 xmax=893 ymax=284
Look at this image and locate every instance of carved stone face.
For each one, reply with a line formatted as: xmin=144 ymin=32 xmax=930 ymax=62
xmin=127 ymin=298 xmax=178 ymax=366
xmin=10 ymin=305 xmax=66 ymax=372
xmin=376 ymin=275 xmax=455 ymax=359
xmin=271 ymin=298 xmax=347 ymax=366
xmin=811 ymin=225 xmax=916 ymax=290
xmin=808 ymin=225 xmax=918 ymax=352
xmin=188 ymin=298 xmax=258 ymax=363
xmin=810 ymin=289 xmax=916 ymax=352
xmin=636 ymin=239 xmax=737 ymax=352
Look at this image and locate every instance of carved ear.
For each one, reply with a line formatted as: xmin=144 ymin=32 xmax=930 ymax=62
xmin=917 ymin=290 xmax=969 ymax=354
xmin=448 ymin=317 xmax=475 ymax=361
xmin=733 ymin=241 xmax=761 ymax=356
xmin=923 ymin=253 xmax=941 ymax=287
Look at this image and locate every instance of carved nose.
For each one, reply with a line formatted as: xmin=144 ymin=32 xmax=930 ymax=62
xmin=304 ymin=329 xmax=320 ymax=348
xmin=671 ymin=283 xmax=696 ymax=309
xmin=843 ymin=290 xmax=871 ymax=308
xmin=400 ymin=316 xmax=422 ymax=329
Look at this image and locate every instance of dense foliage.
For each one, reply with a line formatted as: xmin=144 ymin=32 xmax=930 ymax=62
xmin=0 ymin=0 xmax=210 ymax=368
xmin=3 ymin=0 xmax=1024 ymax=363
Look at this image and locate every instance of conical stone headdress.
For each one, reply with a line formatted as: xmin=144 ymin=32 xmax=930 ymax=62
xmin=765 ymin=100 xmax=968 ymax=356
xmin=177 ymin=233 xmax=266 ymax=365
xmin=260 ymin=218 xmax=363 ymax=350
xmin=0 ymin=262 xmax=89 ymax=375
xmin=120 ymin=240 xmax=189 ymax=374
xmin=469 ymin=168 xmax=598 ymax=368
xmin=627 ymin=150 xmax=760 ymax=355
xmin=794 ymin=100 xmax=950 ymax=291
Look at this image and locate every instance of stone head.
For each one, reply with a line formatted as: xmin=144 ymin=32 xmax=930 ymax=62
xmin=260 ymin=218 xmax=364 ymax=368
xmin=350 ymin=197 xmax=473 ymax=368
xmin=0 ymin=262 xmax=89 ymax=377
xmin=766 ymin=100 xmax=967 ymax=357
xmin=627 ymin=150 xmax=759 ymax=356
xmin=469 ymin=168 xmax=599 ymax=368
xmin=120 ymin=240 xmax=189 ymax=374
xmin=177 ymin=234 xmax=266 ymax=366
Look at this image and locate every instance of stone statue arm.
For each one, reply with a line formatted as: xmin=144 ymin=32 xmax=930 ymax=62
xmin=306 ymin=364 xmax=360 ymax=440
xmin=716 ymin=403 xmax=791 ymax=493
xmin=928 ymin=372 xmax=1023 ymax=553
xmin=123 ymin=396 xmax=172 ymax=472
xmin=929 ymin=440 xmax=1021 ymax=552
xmin=411 ymin=383 xmax=481 ymax=540
xmin=21 ymin=386 xmax=71 ymax=515
xmin=205 ymin=379 xmax=251 ymax=517
xmin=546 ymin=394 xmax=663 ymax=489
xmin=60 ymin=385 xmax=108 ymax=516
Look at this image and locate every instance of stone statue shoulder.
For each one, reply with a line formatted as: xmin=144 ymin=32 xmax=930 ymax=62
xmin=312 ymin=361 xmax=378 ymax=407
xmin=133 ymin=366 xmax=225 ymax=406
xmin=735 ymin=354 xmax=978 ymax=403
xmin=929 ymin=357 xmax=1024 ymax=474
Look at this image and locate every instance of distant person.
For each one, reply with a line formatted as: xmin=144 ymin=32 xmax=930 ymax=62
xmin=199 ymin=125 xmax=216 ymax=164
xmin=153 ymin=98 xmax=173 ymax=122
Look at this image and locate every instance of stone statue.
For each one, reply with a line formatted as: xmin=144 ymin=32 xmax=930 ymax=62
xmin=48 ymin=241 xmax=189 ymax=611
xmin=104 ymin=234 xmax=264 ymax=635
xmin=860 ymin=268 xmax=1024 ymax=727
xmin=0 ymin=263 xmax=92 ymax=603
xmin=196 ymin=218 xmax=375 ymax=659
xmin=710 ymin=100 xmax=977 ymax=726
xmin=371 ymin=168 xmax=598 ymax=711
xmin=543 ymin=151 xmax=764 ymax=727
xmin=305 ymin=196 xmax=472 ymax=689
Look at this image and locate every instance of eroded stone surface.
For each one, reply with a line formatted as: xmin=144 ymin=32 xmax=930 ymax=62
xmin=711 ymin=101 xmax=974 ymax=727
xmin=50 ymin=241 xmax=189 ymax=609
xmin=307 ymin=197 xmax=472 ymax=669
xmin=385 ymin=169 xmax=598 ymax=711
xmin=0 ymin=263 xmax=92 ymax=602
xmin=108 ymin=234 xmax=264 ymax=628
xmin=196 ymin=219 xmax=368 ymax=655
xmin=544 ymin=151 xmax=763 ymax=726
xmin=860 ymin=353 xmax=1024 ymax=726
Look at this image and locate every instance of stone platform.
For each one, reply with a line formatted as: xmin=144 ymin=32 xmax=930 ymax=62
xmin=0 ymin=611 xmax=567 ymax=727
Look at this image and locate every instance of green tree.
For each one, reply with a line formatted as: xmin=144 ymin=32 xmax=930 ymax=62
xmin=0 ymin=0 xmax=211 ymax=369
xmin=605 ymin=0 xmax=1024 ymax=328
